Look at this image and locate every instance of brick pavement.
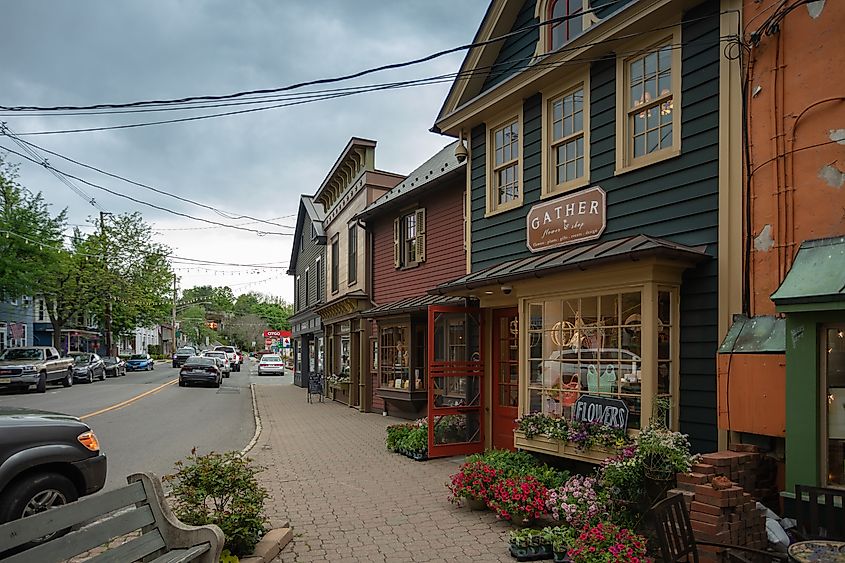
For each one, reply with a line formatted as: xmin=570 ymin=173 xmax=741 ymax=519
xmin=251 ymin=384 xmax=514 ymax=562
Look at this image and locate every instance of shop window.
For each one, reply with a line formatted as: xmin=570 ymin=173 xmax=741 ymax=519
xmin=304 ymin=268 xmax=310 ymax=307
xmin=487 ymin=114 xmax=522 ymax=215
xmin=393 ymin=209 xmax=426 ymax=269
xmin=348 ymin=224 xmax=358 ymax=285
xmin=526 ymin=289 xmax=677 ymax=431
xmin=543 ymin=77 xmax=589 ymax=196
xmin=339 ymin=334 xmax=350 ymax=377
xmin=824 ymin=326 xmax=845 ymax=487
xmin=379 ymin=323 xmax=425 ymax=392
xmin=615 ymin=30 xmax=681 ymax=173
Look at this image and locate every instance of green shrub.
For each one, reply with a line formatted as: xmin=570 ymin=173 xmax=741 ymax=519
xmin=466 ymin=449 xmax=568 ymax=488
xmin=165 ymin=450 xmax=268 ymax=556
xmin=522 ymin=464 xmax=570 ymax=489
xmin=401 ymin=426 xmax=428 ymax=454
xmin=386 ymin=424 xmax=413 ymax=452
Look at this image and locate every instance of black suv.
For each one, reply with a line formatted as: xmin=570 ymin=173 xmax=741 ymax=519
xmin=0 ymin=407 xmax=107 ymax=538
xmin=172 ymin=346 xmax=198 ymax=368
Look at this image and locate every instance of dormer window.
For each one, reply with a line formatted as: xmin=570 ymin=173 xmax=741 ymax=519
xmin=549 ymin=0 xmax=584 ymax=50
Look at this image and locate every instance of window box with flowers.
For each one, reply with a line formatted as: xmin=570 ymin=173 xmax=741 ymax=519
xmin=514 ymin=413 xmax=632 ymax=464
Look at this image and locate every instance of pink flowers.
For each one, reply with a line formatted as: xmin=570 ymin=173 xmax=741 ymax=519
xmin=546 ymin=475 xmax=608 ymax=529
xmin=567 ymin=522 xmax=649 ymax=563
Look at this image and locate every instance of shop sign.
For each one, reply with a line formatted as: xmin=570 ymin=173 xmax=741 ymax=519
xmin=526 ymin=186 xmax=606 ymax=252
xmin=264 ymin=330 xmax=282 ymax=338
xmin=572 ymin=395 xmax=629 ymax=430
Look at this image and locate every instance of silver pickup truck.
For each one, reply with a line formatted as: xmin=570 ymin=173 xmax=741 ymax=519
xmin=0 ymin=346 xmax=74 ymax=393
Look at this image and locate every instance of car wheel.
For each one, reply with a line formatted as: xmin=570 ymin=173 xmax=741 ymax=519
xmin=151 ymin=363 xmax=154 ymax=370
xmin=62 ymin=369 xmax=73 ymax=388
xmin=179 ymin=379 xmax=186 ymax=387
xmin=0 ymin=472 xmax=78 ymax=545
xmin=35 ymin=372 xmax=47 ymax=393
xmin=87 ymin=371 xmax=93 ymax=384
xmin=99 ymin=369 xmax=106 ymax=381
xmin=215 ymin=378 xmax=221 ymax=388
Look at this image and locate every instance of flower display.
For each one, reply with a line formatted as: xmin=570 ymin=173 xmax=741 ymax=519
xmin=567 ymin=522 xmax=648 ymax=563
xmin=546 ymin=474 xmax=607 ymax=528
xmin=326 ymin=374 xmax=351 ymax=385
xmin=516 ymin=413 xmax=631 ymax=450
xmin=447 ymin=460 xmax=503 ymax=505
xmin=487 ymin=474 xmax=548 ymax=523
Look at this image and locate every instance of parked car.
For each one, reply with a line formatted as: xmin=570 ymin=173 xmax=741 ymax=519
xmin=201 ymin=351 xmax=230 ymax=377
xmin=102 ymin=356 xmax=126 ymax=378
xmin=125 ymin=353 xmax=154 ymax=371
xmin=0 ymin=346 xmax=74 ymax=393
xmin=171 ymin=346 xmax=197 ymax=368
xmin=213 ymin=346 xmax=240 ymax=372
xmin=257 ymin=354 xmax=285 ymax=376
xmin=178 ymin=356 xmax=222 ymax=388
xmin=0 ymin=407 xmax=106 ymax=547
xmin=71 ymin=353 xmax=106 ymax=383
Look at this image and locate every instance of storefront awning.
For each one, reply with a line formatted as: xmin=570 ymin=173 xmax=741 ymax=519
xmin=717 ymin=315 xmax=785 ymax=354
xmin=363 ymin=295 xmax=465 ymax=318
xmin=772 ymin=236 xmax=845 ymax=311
xmin=430 ymin=234 xmax=709 ymax=294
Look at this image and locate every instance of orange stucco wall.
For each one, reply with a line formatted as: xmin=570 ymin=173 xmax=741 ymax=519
xmin=717 ymin=353 xmax=786 ymax=436
xmin=745 ymin=0 xmax=845 ymax=316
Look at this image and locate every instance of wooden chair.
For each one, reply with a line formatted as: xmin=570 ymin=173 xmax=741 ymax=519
xmin=794 ymin=485 xmax=845 ymax=541
xmin=652 ymin=494 xmax=788 ymax=562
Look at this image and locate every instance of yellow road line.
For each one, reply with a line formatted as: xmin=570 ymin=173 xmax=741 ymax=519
xmin=80 ymin=379 xmax=177 ymax=420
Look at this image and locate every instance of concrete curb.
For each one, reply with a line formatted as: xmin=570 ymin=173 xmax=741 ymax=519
xmin=240 ymin=383 xmax=262 ymax=456
xmin=239 ymin=526 xmax=294 ymax=563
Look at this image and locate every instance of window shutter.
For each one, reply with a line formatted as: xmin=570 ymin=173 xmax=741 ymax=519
xmin=415 ymin=208 xmax=426 ymax=263
xmin=393 ymin=217 xmax=401 ymax=269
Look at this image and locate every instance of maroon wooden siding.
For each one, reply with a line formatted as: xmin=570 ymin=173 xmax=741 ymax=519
xmin=372 ymin=183 xmax=466 ymax=305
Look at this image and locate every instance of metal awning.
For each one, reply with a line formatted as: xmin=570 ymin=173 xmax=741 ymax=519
xmin=364 ymin=295 xmax=465 ymax=318
xmin=772 ymin=236 xmax=845 ymax=309
xmin=718 ymin=315 xmax=785 ymax=354
xmin=430 ymin=234 xmax=710 ymax=294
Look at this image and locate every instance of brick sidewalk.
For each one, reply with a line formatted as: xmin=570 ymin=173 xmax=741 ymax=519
xmin=250 ymin=385 xmax=514 ymax=562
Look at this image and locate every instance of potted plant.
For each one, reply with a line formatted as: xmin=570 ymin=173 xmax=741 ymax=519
xmin=508 ymin=528 xmax=552 ymax=561
xmin=546 ymin=475 xmax=608 ymax=529
xmin=566 ymin=522 xmax=648 ymax=563
xmin=488 ymin=474 xmax=548 ymax=526
xmin=447 ymin=460 xmax=502 ymax=510
xmin=542 ymin=526 xmax=575 ymax=563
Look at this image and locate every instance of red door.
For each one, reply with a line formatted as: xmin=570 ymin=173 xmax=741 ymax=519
xmin=492 ymin=308 xmax=519 ymax=450
xmin=427 ymin=306 xmax=484 ymax=458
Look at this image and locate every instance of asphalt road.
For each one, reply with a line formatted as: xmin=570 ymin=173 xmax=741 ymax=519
xmin=0 ymin=357 xmax=290 ymax=491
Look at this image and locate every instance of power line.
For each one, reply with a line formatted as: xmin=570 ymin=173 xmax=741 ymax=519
xmin=2 ymin=129 xmax=295 ymax=230
xmin=0 ymin=145 xmax=292 ymax=236
xmin=0 ymin=0 xmax=630 ymax=113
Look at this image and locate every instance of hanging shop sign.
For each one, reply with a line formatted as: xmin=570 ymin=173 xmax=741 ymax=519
xmin=526 ymin=186 xmax=606 ymax=252
xmin=572 ymin=394 xmax=629 ymax=430
xmin=264 ymin=330 xmax=282 ymax=339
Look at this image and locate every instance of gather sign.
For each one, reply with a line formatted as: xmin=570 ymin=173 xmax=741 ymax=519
xmin=525 ymin=186 xmax=606 ymax=252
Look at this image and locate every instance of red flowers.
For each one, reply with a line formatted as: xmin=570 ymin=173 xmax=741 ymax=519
xmin=447 ymin=460 xmax=503 ymax=505
xmin=487 ymin=475 xmax=548 ymax=522
xmin=567 ymin=522 xmax=648 ymax=563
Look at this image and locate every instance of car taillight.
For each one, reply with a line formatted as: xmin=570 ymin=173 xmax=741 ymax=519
xmin=206 ymin=367 xmax=217 ymax=373
xmin=78 ymin=431 xmax=100 ymax=452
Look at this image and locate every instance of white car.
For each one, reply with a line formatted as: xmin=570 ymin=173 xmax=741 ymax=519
xmin=213 ymin=346 xmax=240 ymax=372
xmin=202 ymin=350 xmax=231 ymax=378
xmin=257 ymin=354 xmax=285 ymax=376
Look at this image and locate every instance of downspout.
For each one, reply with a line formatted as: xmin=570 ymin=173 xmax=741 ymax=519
xmin=358 ymin=217 xmax=371 ymax=413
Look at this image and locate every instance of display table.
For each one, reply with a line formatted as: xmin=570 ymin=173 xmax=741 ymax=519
xmin=788 ymin=540 xmax=845 ymax=562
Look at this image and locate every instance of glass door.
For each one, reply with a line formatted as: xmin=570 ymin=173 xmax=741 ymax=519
xmin=823 ymin=325 xmax=845 ymax=487
xmin=492 ymin=308 xmax=519 ymax=450
xmin=427 ymin=306 xmax=483 ymax=458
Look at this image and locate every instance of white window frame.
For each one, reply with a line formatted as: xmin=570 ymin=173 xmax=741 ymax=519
xmin=486 ymin=110 xmax=523 ymax=216
xmin=615 ymin=28 xmax=682 ymax=174
xmin=541 ymin=72 xmax=590 ymax=198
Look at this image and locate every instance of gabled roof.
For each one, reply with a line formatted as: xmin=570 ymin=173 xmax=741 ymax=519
xmin=286 ymin=195 xmax=325 ymax=276
xmin=430 ymin=235 xmax=709 ymax=294
xmin=313 ymin=137 xmax=377 ymax=211
xmin=357 ymin=141 xmax=465 ymax=221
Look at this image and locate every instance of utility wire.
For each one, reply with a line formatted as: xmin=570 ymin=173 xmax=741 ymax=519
xmin=0 ymin=145 xmax=292 ymax=236
xmin=2 ymin=129 xmax=295 ymax=230
xmin=0 ymin=0 xmax=631 ymax=113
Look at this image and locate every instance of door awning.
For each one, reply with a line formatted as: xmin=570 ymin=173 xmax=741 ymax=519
xmin=772 ymin=236 xmax=845 ymax=311
xmin=363 ymin=295 xmax=465 ymax=318
xmin=429 ymin=234 xmax=710 ymax=294
xmin=717 ymin=315 xmax=786 ymax=354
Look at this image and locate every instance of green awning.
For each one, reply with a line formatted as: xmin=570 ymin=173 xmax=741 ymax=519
xmin=772 ymin=236 xmax=845 ymax=311
xmin=718 ymin=315 xmax=785 ymax=354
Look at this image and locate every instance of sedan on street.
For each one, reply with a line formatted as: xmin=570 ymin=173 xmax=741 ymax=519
xmin=178 ymin=356 xmax=222 ymax=388
xmin=171 ymin=346 xmax=197 ymax=368
xmin=102 ymin=356 xmax=126 ymax=377
xmin=72 ymin=353 xmax=106 ymax=383
xmin=125 ymin=353 xmax=154 ymax=371
xmin=201 ymin=351 xmax=230 ymax=378
xmin=257 ymin=354 xmax=285 ymax=376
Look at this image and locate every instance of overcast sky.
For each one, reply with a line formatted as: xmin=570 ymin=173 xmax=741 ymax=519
xmin=1 ymin=0 xmax=487 ymax=302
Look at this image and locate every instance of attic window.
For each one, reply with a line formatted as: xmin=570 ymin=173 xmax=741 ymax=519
xmin=549 ymin=0 xmax=584 ymax=50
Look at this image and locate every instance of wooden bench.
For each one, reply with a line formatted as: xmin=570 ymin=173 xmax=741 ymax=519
xmin=0 ymin=472 xmax=223 ymax=563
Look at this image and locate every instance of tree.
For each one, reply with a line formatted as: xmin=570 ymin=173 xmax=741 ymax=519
xmin=222 ymin=314 xmax=267 ymax=350
xmin=181 ymin=285 xmax=235 ymax=314
xmin=0 ymin=156 xmax=67 ymax=301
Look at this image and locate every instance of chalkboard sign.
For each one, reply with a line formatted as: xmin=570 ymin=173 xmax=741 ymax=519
xmin=307 ymin=372 xmax=323 ymax=404
xmin=572 ymin=395 xmax=629 ymax=430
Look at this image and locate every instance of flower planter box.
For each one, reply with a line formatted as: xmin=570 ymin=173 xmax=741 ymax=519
xmin=328 ymin=382 xmax=350 ymax=390
xmin=508 ymin=543 xmax=553 ymax=561
xmin=513 ymin=431 xmax=618 ymax=463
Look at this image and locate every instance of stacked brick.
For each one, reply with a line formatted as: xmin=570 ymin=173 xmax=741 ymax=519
xmin=669 ymin=450 xmax=769 ymax=562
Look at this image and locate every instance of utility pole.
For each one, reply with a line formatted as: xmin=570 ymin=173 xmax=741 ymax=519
xmin=172 ymin=274 xmax=178 ymax=350
xmin=100 ymin=211 xmax=113 ymax=357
